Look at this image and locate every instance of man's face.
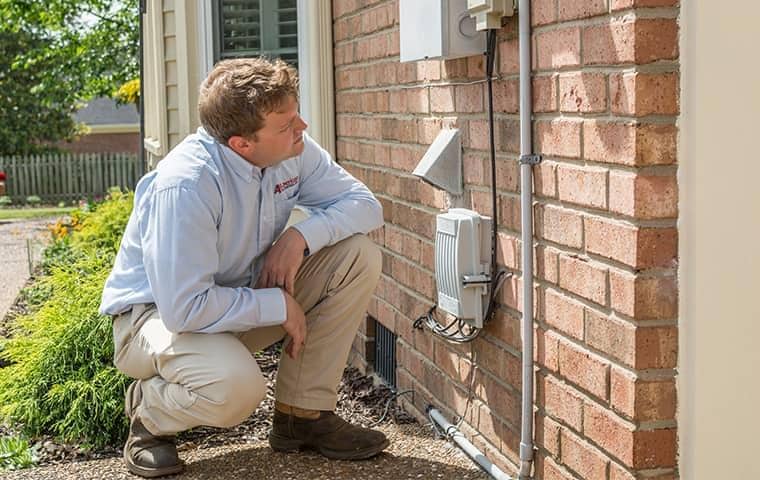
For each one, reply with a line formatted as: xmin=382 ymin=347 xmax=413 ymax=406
xmin=233 ymin=95 xmax=308 ymax=169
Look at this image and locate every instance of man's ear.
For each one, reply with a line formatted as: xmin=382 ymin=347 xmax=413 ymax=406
xmin=227 ymin=135 xmax=253 ymax=157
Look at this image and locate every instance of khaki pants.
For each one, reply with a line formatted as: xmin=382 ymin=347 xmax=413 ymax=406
xmin=112 ymin=235 xmax=381 ymax=436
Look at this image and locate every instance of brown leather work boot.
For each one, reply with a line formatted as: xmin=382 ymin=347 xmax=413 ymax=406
xmin=269 ymin=403 xmax=390 ymax=460
xmin=123 ymin=380 xmax=184 ymax=478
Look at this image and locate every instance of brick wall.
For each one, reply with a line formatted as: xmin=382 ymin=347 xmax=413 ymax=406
xmin=334 ymin=1 xmax=679 ymax=478
xmin=58 ymin=132 xmax=141 ymax=155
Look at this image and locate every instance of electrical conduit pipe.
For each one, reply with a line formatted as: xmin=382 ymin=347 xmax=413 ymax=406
xmin=428 ymin=1 xmax=536 ymax=478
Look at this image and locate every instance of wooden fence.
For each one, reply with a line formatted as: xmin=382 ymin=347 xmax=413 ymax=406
xmin=0 ymin=153 xmax=142 ymax=203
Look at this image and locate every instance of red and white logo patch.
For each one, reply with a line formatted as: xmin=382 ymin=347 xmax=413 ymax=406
xmin=274 ymin=176 xmax=299 ymax=194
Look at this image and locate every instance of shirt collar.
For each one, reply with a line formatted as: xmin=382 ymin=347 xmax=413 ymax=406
xmin=198 ymin=127 xmax=261 ymax=183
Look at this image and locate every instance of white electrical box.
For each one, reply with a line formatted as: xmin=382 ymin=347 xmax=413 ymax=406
xmin=467 ymin=0 xmax=515 ymax=30
xmin=435 ymin=208 xmax=492 ymax=328
xmin=399 ymin=0 xmax=486 ymax=62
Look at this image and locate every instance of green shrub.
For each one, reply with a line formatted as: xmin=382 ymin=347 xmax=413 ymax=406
xmin=0 ymin=196 xmax=11 ymax=207
xmin=0 ymin=190 xmax=134 ymax=448
xmin=25 ymin=195 xmax=41 ymax=206
xmin=0 ymin=434 xmax=37 ymax=470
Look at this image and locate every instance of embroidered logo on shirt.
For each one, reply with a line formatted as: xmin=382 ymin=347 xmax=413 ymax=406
xmin=274 ymin=176 xmax=299 ymax=194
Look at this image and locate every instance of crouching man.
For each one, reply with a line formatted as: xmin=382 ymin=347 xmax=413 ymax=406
xmin=99 ymin=57 xmax=387 ymax=478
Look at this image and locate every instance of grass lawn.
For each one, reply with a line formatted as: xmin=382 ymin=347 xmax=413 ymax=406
xmin=0 ymin=207 xmax=76 ymax=221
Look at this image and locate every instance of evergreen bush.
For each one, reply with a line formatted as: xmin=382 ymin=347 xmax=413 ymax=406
xmin=0 ymin=189 xmax=133 ymax=449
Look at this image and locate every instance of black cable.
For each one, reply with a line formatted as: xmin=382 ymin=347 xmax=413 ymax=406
xmin=414 ymin=30 xmax=508 ymax=344
xmin=367 ymin=389 xmax=415 ymax=428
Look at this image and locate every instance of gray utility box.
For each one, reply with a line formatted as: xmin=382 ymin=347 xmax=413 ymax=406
xmin=399 ymin=0 xmax=486 ymax=62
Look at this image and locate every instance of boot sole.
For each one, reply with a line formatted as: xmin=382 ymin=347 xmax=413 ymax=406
xmin=124 ymin=450 xmax=185 ymax=478
xmin=269 ymin=433 xmax=390 ymax=460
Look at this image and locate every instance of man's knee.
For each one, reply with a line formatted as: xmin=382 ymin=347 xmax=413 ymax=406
xmin=201 ymin=359 xmax=267 ymax=428
xmin=339 ymin=234 xmax=381 ymax=280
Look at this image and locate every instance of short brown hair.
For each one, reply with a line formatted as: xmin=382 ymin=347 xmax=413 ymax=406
xmin=198 ymin=57 xmax=299 ymax=143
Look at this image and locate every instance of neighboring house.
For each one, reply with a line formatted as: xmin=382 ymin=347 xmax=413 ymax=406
xmin=62 ymin=97 xmax=140 ymax=154
xmin=143 ymin=1 xmax=760 ymax=479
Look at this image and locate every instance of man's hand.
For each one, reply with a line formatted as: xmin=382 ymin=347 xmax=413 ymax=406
xmin=281 ymin=291 xmax=306 ymax=359
xmin=255 ymin=227 xmax=307 ymax=296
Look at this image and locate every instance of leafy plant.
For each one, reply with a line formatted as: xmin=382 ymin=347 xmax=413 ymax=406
xmin=0 ymin=434 xmax=37 ymax=470
xmin=0 ymin=196 xmax=11 ymax=207
xmin=24 ymin=195 xmax=41 ymax=206
xmin=0 ymin=189 xmax=134 ymax=448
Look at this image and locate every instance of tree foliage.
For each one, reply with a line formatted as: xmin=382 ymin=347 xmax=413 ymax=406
xmin=0 ymin=0 xmax=138 ymax=155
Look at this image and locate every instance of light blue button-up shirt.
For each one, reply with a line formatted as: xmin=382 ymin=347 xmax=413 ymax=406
xmin=99 ymin=128 xmax=383 ymax=334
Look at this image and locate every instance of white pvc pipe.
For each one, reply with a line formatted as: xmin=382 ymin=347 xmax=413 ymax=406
xmin=428 ymin=408 xmax=513 ymax=480
xmin=518 ymin=0 xmax=536 ymax=478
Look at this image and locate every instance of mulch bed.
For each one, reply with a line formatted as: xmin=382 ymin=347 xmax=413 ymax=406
xmin=0 ymin=336 xmax=415 ymax=467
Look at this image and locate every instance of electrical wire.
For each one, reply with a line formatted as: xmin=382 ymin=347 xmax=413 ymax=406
xmin=414 ymin=29 xmax=511 ymax=344
xmin=366 ymin=389 xmax=415 ymax=428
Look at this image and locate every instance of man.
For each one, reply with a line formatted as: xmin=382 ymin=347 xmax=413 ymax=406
xmin=100 ymin=57 xmax=387 ymax=478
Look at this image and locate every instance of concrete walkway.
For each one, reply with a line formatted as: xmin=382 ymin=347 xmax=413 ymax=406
xmin=0 ymin=218 xmax=52 ymax=321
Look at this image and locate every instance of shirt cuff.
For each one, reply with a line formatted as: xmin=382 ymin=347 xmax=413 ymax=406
xmin=291 ymin=215 xmax=331 ymax=256
xmin=254 ymin=287 xmax=288 ymax=327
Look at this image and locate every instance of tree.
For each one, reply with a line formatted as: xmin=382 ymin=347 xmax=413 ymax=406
xmin=0 ymin=0 xmax=138 ymax=155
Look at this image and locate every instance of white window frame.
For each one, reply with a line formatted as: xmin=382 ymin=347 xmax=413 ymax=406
xmin=197 ymin=0 xmax=335 ymax=157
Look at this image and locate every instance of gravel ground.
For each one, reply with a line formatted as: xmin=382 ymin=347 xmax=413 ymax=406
xmin=0 ymin=218 xmax=51 ymax=322
xmin=0 ymin=229 xmax=490 ymax=479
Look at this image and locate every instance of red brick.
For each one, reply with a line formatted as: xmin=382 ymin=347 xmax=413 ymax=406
xmin=609 ymin=270 xmax=678 ymax=319
xmin=559 ymin=72 xmax=607 ymax=113
xmin=535 ymin=327 xmax=560 ymax=372
xmin=633 ymin=428 xmax=677 ymax=468
xmin=635 ymin=19 xmax=679 ymax=64
xmin=536 ymin=27 xmax=581 ymax=69
xmin=583 ymin=20 xmax=635 ymax=65
xmin=609 ymin=172 xmax=678 ymax=219
xmin=474 ymin=370 xmax=522 ymax=425
xmin=559 ymin=255 xmax=608 ymax=306
xmin=532 ymin=0 xmax=557 ymax=26
xmin=536 ymin=414 xmax=561 ymax=456
xmin=559 ymin=0 xmax=607 ymax=21
xmin=541 ymin=374 xmax=584 ymax=431
xmin=609 ymin=463 xmax=636 ymax=480
xmin=475 ymin=337 xmax=522 ymax=389
xmin=468 ymin=119 xmax=491 ymax=150
xmin=417 ymin=117 xmax=444 ymax=145
xmin=430 ymin=86 xmax=455 ymax=113
xmin=536 ymin=204 xmax=583 ymax=249
xmin=536 ymin=120 xmax=582 ymax=159
xmin=441 ymin=57 xmax=468 ymax=79
xmin=610 ymin=368 xmax=677 ymax=421
xmin=611 ymin=0 xmax=679 ymax=9
xmin=494 ymin=79 xmax=519 ymax=114
xmin=561 ymin=429 xmax=609 ymax=480
xmin=534 ymin=74 xmax=558 ymax=112
xmin=498 ymin=194 xmax=522 ymax=232
xmin=536 ymin=244 xmax=560 ymax=284
xmin=558 ymin=340 xmax=609 ymax=400
xmin=611 ymin=72 xmax=679 ymax=116
xmin=467 ymin=55 xmax=485 ymax=78
xmin=583 ymin=402 xmax=635 ymax=465
xmin=497 ymin=231 xmax=521 ymax=270
xmin=497 ymin=119 xmax=521 ymax=154
xmin=496 ymin=157 xmax=520 ymax=192
xmin=534 ymin=161 xmax=557 ymax=198
xmin=455 ymin=83 xmax=484 ymax=113
xmin=543 ymin=288 xmax=584 ymax=340
xmin=636 ymin=326 xmax=677 ymax=369
xmin=585 ymin=311 xmax=636 ymax=366
xmin=585 ymin=216 xmax=677 ymax=269
xmin=557 ymin=164 xmax=607 ymax=209
xmin=584 ymin=121 xmax=677 ymax=166
xmin=542 ymin=456 xmax=575 ymax=480
xmin=485 ymin=309 xmax=522 ymax=351
xmin=499 ymin=39 xmax=519 ymax=75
